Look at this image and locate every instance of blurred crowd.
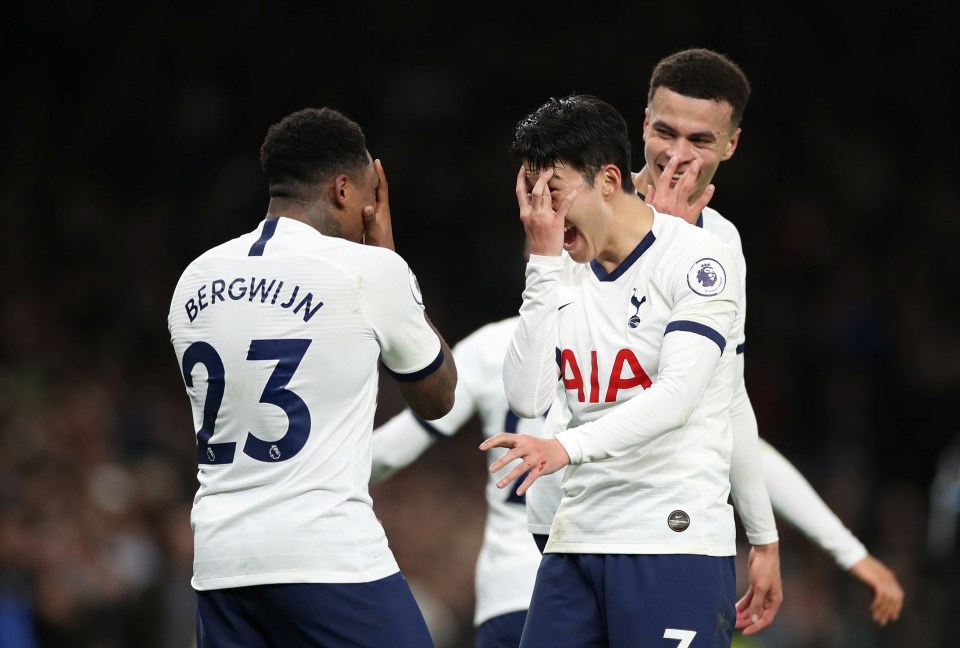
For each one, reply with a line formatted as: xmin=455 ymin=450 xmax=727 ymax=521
xmin=2 ymin=2 xmax=958 ymax=647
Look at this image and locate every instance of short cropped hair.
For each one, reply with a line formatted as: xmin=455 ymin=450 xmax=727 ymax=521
xmin=259 ymin=107 xmax=369 ymax=200
xmin=648 ymin=48 xmax=751 ymax=127
xmin=511 ymin=94 xmax=634 ymax=194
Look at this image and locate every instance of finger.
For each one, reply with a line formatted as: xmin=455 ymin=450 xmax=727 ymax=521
xmin=495 ymin=461 xmax=535 ymax=489
xmin=689 ymin=183 xmax=715 ymax=215
xmin=662 ymin=155 xmax=679 ymax=181
xmin=479 ymin=432 xmax=517 ymax=452
xmin=675 ymin=159 xmax=700 ymax=197
xmin=488 ymin=447 xmax=526 ymax=474
xmin=645 ymin=184 xmax=655 ymax=203
xmin=374 ymin=158 xmax=388 ymax=199
xmin=872 ymin=594 xmax=897 ymax=625
xmin=516 ymin=166 xmax=532 ymax=208
xmin=531 ymin=168 xmax=554 ymax=207
xmin=514 ymin=464 xmax=543 ymax=496
xmin=740 ymin=609 xmax=774 ymax=636
xmin=734 ymin=589 xmax=753 ymax=628
xmin=744 ymin=587 xmax=769 ymax=632
xmin=555 ymin=188 xmax=577 ymax=219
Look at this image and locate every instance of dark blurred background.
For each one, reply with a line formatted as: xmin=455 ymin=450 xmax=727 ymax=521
xmin=2 ymin=2 xmax=958 ymax=647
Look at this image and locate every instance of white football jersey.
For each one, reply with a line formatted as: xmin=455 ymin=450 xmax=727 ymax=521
xmin=525 ymin=207 xmax=778 ymax=547
xmin=506 ymin=210 xmax=742 ymax=555
xmin=372 ymin=317 xmax=544 ymax=626
xmin=168 ymin=216 xmax=444 ymax=590
xmin=699 ymin=207 xmax=746 ymax=351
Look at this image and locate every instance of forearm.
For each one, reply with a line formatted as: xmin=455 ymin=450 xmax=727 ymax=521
xmin=370 ymin=409 xmax=438 ymax=484
xmin=761 ymin=438 xmax=867 ymax=569
xmin=729 ymin=371 xmax=779 ymax=545
xmin=556 ymin=331 xmax=718 ymax=463
xmin=503 ymin=255 xmax=563 ymax=418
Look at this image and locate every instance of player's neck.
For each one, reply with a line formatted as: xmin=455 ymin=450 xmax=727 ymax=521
xmin=594 ymin=195 xmax=653 ymax=272
xmin=632 ymin=167 xmax=654 ymax=198
xmin=266 ymin=198 xmax=347 ymax=239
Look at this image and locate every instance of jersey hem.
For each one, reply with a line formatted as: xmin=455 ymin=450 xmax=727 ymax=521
xmin=543 ymin=541 xmax=737 ymax=556
xmin=191 ymin=565 xmax=401 ymax=590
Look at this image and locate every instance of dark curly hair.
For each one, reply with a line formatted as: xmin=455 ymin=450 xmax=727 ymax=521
xmin=648 ymin=48 xmax=751 ymax=127
xmin=511 ymin=94 xmax=634 ymax=194
xmin=259 ymin=107 xmax=370 ymax=201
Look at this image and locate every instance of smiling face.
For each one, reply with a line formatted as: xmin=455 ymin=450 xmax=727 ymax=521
xmin=642 ymin=87 xmax=741 ymax=203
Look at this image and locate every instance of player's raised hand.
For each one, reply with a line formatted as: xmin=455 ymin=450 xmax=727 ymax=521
xmin=735 ymin=542 xmax=783 ymax=635
xmin=645 ymin=156 xmax=715 ymax=222
xmin=516 ymin=166 xmax=576 ymax=257
xmin=848 ymin=555 xmax=904 ymax=626
xmin=480 ymin=432 xmax=570 ymax=496
xmin=362 ymin=159 xmax=395 ymax=251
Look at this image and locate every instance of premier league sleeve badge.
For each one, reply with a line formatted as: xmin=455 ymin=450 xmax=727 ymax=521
xmin=686 ymin=258 xmax=727 ymax=296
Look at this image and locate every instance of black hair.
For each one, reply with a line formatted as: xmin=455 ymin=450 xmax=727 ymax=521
xmin=648 ymin=48 xmax=751 ymax=127
xmin=259 ymin=107 xmax=369 ymax=200
xmin=511 ymin=94 xmax=634 ymax=194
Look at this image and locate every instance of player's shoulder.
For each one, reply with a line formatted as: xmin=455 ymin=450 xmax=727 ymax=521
xmin=652 ymin=211 xmax=738 ymax=284
xmin=699 ymin=206 xmax=743 ymax=252
xmin=454 ymin=315 xmax=519 ymax=358
xmin=653 ymin=209 xmax=727 ymax=253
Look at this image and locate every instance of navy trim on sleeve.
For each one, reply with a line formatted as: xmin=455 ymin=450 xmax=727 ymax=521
xmin=736 ymin=343 xmax=745 ymax=354
xmin=555 ymin=347 xmax=562 ymax=368
xmin=384 ymin=349 xmax=445 ymax=383
xmin=412 ymin=412 xmax=448 ymax=440
xmin=664 ymin=320 xmax=726 ymax=353
xmin=248 ymin=217 xmax=279 ymax=256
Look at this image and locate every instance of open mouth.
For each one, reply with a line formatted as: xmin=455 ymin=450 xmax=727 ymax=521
xmin=564 ymin=224 xmax=578 ymax=250
xmin=658 ymin=164 xmax=684 ymax=187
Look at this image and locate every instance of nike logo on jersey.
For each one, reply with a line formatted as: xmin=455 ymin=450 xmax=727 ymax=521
xmin=558 ymin=302 xmax=574 ymax=311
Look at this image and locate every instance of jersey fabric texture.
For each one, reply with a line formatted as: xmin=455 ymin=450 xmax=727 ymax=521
xmin=505 ymin=210 xmax=742 ymax=555
xmin=168 ymin=216 xmax=443 ymax=591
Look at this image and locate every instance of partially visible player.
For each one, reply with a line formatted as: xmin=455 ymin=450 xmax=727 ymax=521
xmin=372 ymin=316 xmax=544 ymax=648
xmin=168 ymin=107 xmax=457 ymax=648
xmin=759 ymin=440 xmax=903 ymax=624
xmin=483 ymin=93 xmax=781 ymax=646
xmin=634 ymin=47 xmax=903 ymax=626
xmin=527 ymin=47 xmax=902 ymax=628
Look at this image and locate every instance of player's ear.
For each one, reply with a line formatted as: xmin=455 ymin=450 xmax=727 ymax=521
xmin=722 ymin=127 xmax=741 ymax=161
xmin=642 ymin=107 xmax=652 ymax=141
xmin=332 ymin=173 xmax=350 ymax=208
xmin=601 ymin=164 xmax=622 ymax=197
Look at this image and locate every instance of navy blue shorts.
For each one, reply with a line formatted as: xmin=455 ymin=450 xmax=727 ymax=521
xmin=520 ymin=553 xmax=735 ymax=648
xmin=475 ymin=609 xmax=527 ymax=648
xmin=195 ymin=572 xmax=434 ymax=648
